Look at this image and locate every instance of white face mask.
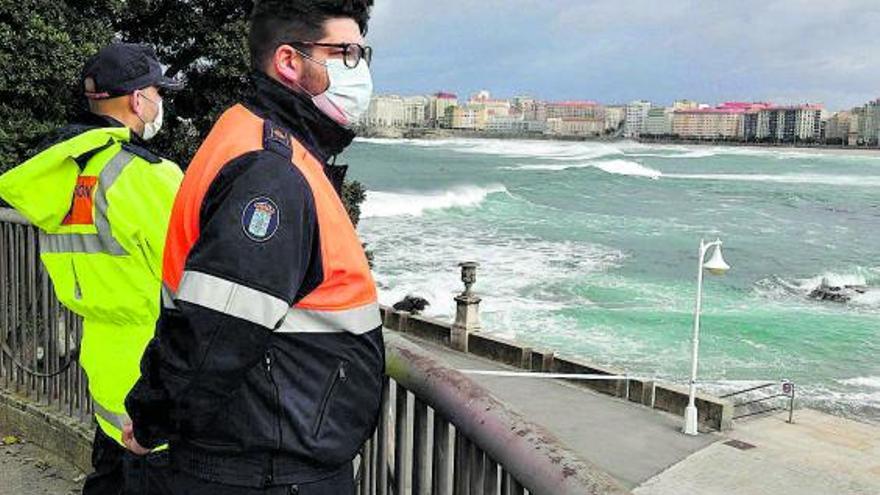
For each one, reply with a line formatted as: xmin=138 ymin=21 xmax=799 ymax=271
xmin=297 ymin=56 xmax=373 ymax=127
xmin=137 ymin=93 xmax=163 ymax=141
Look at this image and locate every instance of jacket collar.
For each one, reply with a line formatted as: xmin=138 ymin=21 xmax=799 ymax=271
xmin=74 ymin=112 xmax=151 ymax=147
xmin=244 ymin=71 xmax=355 ymax=161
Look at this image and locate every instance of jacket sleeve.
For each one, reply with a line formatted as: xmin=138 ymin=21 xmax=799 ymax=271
xmin=125 ymin=151 xmax=317 ymax=448
xmin=109 ymin=160 xmax=183 ymax=279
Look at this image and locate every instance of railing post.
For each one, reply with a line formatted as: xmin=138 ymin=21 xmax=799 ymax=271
xmin=412 ymin=398 xmax=430 ymax=494
xmin=452 ymin=262 xmax=481 ymax=353
xmin=454 ymin=431 xmax=470 ymax=494
xmin=394 ymin=383 xmax=409 ymax=495
xmin=432 ymin=415 xmax=451 ymax=495
xmin=377 ymin=378 xmax=390 ymax=495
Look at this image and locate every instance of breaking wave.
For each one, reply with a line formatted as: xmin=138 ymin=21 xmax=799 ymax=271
xmin=509 ymin=159 xmax=662 ymax=179
xmin=754 ymin=269 xmax=880 ymax=310
xmin=361 ymin=184 xmax=508 ymax=218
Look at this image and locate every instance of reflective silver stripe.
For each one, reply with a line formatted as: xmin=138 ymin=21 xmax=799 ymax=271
xmin=176 ymin=270 xmax=289 ymax=329
xmin=39 ymin=230 xmax=105 ymax=254
xmin=38 ymin=150 xmax=134 ymax=256
xmin=161 ymin=284 xmax=177 ymax=310
xmin=92 ymin=150 xmax=134 ymax=256
xmin=276 ymin=302 xmax=381 ymax=335
xmin=93 ymin=401 xmax=130 ymax=431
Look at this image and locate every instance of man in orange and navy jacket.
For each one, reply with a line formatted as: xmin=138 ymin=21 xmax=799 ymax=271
xmin=124 ymin=1 xmax=383 ymax=493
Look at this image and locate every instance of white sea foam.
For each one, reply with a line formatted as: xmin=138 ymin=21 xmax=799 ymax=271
xmin=592 ymin=160 xmax=663 ymax=179
xmin=510 ymin=159 xmax=662 ymax=179
xmin=361 ymin=184 xmax=507 ymax=218
xmin=754 ymin=269 xmax=880 ymax=311
xmin=839 ymin=376 xmax=880 ymax=389
xmin=625 ymin=149 xmax=719 ymax=159
xmin=359 ymin=208 xmax=624 ymax=322
xmin=665 ymin=173 xmax=880 ymax=187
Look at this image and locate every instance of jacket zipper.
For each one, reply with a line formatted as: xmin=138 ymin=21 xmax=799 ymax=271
xmin=70 ymin=260 xmax=82 ymax=300
xmin=264 ymin=348 xmax=282 ymax=485
xmin=312 ymin=361 xmax=348 ymax=436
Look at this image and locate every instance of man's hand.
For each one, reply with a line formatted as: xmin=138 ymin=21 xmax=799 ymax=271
xmin=122 ymin=422 xmax=151 ymax=456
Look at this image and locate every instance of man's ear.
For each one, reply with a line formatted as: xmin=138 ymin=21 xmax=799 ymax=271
xmin=129 ymin=91 xmax=142 ymax=116
xmin=273 ymin=44 xmax=302 ymax=86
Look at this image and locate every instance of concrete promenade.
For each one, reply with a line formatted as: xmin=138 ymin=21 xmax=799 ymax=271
xmin=397 ymin=331 xmax=880 ymax=494
xmin=395 ymin=332 xmax=718 ymax=489
xmin=635 ymin=409 xmax=880 ymax=495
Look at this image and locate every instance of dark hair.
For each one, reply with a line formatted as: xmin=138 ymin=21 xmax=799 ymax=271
xmin=248 ymin=0 xmax=373 ymax=70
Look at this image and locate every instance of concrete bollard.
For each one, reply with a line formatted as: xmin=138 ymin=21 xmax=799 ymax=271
xmin=452 ymin=262 xmax=481 ymax=352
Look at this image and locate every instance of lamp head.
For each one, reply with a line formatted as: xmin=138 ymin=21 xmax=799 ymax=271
xmin=703 ymin=243 xmax=730 ymax=275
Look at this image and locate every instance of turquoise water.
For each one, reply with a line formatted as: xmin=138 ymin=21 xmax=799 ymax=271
xmin=343 ymin=138 xmax=880 ymax=422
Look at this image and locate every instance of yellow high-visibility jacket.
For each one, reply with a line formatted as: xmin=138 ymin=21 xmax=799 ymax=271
xmin=0 ymin=120 xmax=182 ymax=445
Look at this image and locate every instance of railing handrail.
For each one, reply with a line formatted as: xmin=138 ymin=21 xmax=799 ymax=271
xmin=386 ymin=332 xmax=629 ymax=495
xmin=0 ymin=207 xmax=28 ymax=225
xmin=721 ymin=380 xmax=796 ymax=423
xmin=719 ymin=382 xmax=777 ymax=399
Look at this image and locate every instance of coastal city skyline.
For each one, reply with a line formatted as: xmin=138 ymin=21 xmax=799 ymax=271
xmin=362 ymin=90 xmax=880 ymax=146
xmin=367 ymin=1 xmax=880 ymax=109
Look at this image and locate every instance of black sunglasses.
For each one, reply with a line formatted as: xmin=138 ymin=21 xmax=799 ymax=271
xmin=284 ymin=41 xmax=373 ymax=69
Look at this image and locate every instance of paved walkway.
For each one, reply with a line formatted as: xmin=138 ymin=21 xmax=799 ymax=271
xmin=0 ymin=431 xmax=84 ymax=495
xmin=634 ymin=409 xmax=880 ymax=495
xmin=398 ymin=333 xmax=718 ymax=489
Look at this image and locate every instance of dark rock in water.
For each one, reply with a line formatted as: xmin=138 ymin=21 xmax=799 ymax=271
xmin=808 ymin=278 xmax=868 ymax=303
xmin=393 ymin=295 xmax=430 ymax=315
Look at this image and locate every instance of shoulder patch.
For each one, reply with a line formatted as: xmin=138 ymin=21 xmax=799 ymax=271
xmin=241 ymin=197 xmax=280 ymax=242
xmin=263 ymin=119 xmax=293 ymax=159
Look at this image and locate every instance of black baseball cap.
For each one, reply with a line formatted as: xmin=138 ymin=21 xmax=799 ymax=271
xmin=81 ymin=43 xmax=184 ymax=100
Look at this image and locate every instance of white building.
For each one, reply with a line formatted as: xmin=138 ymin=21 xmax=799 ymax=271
xmin=403 ymin=96 xmax=427 ymax=127
xmin=624 ymin=100 xmax=652 ymax=138
xmin=363 ymin=95 xmax=406 ymax=128
xmin=604 ymin=106 xmax=625 ymax=131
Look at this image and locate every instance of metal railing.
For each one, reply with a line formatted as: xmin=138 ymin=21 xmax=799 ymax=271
xmin=0 ymin=208 xmax=92 ymax=422
xmin=721 ymin=380 xmax=796 ymax=422
xmin=0 ymin=208 xmax=627 ymax=495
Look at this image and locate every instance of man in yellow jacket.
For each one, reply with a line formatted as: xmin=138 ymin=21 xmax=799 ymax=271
xmin=0 ymin=43 xmax=182 ymax=494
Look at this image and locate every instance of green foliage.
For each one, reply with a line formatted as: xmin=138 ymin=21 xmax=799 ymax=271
xmin=0 ymin=0 xmax=121 ymax=170
xmin=0 ymin=0 xmax=366 ymax=226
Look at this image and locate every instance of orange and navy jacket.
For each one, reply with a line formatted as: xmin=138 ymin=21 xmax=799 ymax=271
xmin=126 ymin=72 xmax=385 ymax=487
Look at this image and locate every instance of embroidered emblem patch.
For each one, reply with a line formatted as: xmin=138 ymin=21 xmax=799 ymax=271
xmin=241 ymin=197 xmax=279 ymax=242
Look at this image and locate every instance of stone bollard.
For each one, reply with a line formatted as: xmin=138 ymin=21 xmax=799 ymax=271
xmin=452 ymin=261 xmax=481 ymax=352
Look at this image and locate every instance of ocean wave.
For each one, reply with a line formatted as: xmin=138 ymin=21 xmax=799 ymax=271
xmin=361 ymin=184 xmax=508 ymax=218
xmin=358 ymin=137 xmax=625 ymax=161
xmin=665 ymin=173 xmax=880 ymax=187
xmin=839 ymin=376 xmax=880 ymax=389
xmin=754 ymin=269 xmax=880 ymax=310
xmin=509 ymin=159 xmax=663 ymax=179
xmin=625 ymin=150 xmax=719 ymax=159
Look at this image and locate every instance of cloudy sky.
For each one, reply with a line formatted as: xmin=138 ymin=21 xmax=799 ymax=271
xmin=367 ymin=0 xmax=880 ymax=109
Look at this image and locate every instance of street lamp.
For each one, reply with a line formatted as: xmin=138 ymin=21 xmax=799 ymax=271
xmin=683 ymin=238 xmax=730 ymax=436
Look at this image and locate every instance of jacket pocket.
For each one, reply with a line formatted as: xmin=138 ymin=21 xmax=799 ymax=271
xmin=312 ymin=360 xmax=348 ymax=436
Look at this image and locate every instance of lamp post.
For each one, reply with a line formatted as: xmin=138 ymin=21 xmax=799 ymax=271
xmin=683 ymin=238 xmax=730 ymax=436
